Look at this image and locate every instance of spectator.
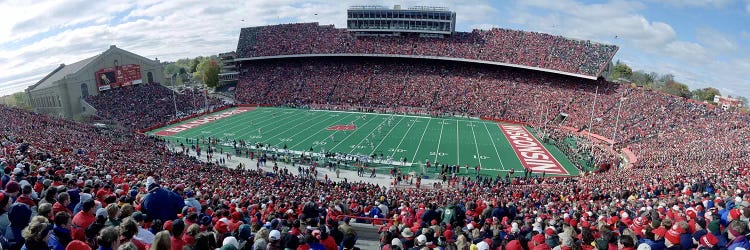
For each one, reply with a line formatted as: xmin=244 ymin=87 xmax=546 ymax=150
xmin=48 ymin=212 xmax=73 ymax=250
xmin=141 ymin=182 xmax=185 ymax=223
xmin=4 ymin=203 xmax=33 ymax=250
xmin=20 ymin=216 xmax=52 ymax=250
xmin=150 ymin=231 xmax=171 ymax=250
xmin=97 ymin=227 xmax=121 ymax=250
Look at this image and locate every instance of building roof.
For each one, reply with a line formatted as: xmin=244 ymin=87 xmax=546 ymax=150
xmin=28 ymin=54 xmax=99 ymax=91
xmin=27 ymin=45 xmax=159 ymax=92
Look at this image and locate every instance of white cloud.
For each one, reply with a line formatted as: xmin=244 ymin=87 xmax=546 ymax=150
xmin=471 ymin=23 xmax=501 ymax=30
xmin=695 ymin=28 xmax=737 ymax=53
xmin=511 ymin=0 xmax=676 ymax=48
xmin=656 ymin=0 xmax=735 ymax=8
xmin=0 ymin=0 xmax=500 ymax=94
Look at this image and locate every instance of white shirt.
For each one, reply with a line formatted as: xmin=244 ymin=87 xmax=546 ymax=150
xmin=134 ymin=226 xmax=155 ymax=244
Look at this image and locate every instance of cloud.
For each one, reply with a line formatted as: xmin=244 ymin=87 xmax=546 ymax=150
xmin=510 ymin=0 xmax=676 ymax=47
xmin=471 ymin=23 xmax=501 ymax=30
xmin=695 ymin=27 xmax=737 ymax=54
xmin=655 ymin=0 xmax=735 ymax=8
xmin=2 ymin=0 xmax=489 ymax=94
xmin=742 ymin=31 xmax=750 ymax=41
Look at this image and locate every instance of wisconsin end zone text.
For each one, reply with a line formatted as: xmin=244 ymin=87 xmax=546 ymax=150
xmin=498 ymin=124 xmax=569 ymax=175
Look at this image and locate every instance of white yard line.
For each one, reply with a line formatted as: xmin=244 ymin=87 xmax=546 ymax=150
xmin=410 ymin=118 xmax=432 ymax=164
xmin=328 ymin=114 xmax=379 ymax=151
xmin=470 ymin=121 xmax=482 ymax=167
xmin=434 ymin=119 xmax=445 ymax=163
xmin=348 ymin=116 xmax=391 ymax=154
xmin=288 ymin=113 xmax=354 ymax=148
xmin=370 ymin=116 xmax=406 ymax=155
xmin=483 ymin=122 xmax=506 ymax=171
xmin=390 ymin=118 xmax=420 ymax=158
xmin=456 ymin=120 xmax=460 ymax=165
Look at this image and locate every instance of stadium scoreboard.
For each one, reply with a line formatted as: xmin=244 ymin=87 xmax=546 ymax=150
xmin=347 ymin=5 xmax=456 ymax=37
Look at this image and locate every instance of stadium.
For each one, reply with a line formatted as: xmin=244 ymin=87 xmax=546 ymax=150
xmin=2 ymin=4 xmax=750 ymax=250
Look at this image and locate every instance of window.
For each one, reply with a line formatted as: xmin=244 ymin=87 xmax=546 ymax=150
xmin=81 ymin=83 xmax=89 ymax=98
xmin=147 ymin=72 xmax=154 ymax=84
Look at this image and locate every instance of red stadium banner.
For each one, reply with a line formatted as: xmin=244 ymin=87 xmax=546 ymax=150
xmin=96 ymin=64 xmax=142 ymax=91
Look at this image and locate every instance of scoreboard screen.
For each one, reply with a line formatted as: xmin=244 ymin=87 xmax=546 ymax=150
xmin=96 ymin=64 xmax=142 ymax=91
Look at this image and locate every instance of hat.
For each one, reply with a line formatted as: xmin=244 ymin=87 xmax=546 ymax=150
xmin=5 ymin=181 xmax=19 ymax=193
xmin=730 ymin=209 xmax=742 ymax=220
xmin=220 ymin=244 xmax=237 ymax=250
xmin=532 ymin=234 xmax=545 ymax=244
xmin=222 ymin=236 xmax=239 ymax=249
xmin=477 ymin=241 xmax=490 ymax=250
xmin=416 ymin=234 xmax=427 ymax=245
xmin=95 ymin=208 xmax=108 ymax=219
xmin=391 ymin=238 xmax=403 ymax=248
xmin=401 ymin=228 xmax=414 ymax=238
xmin=665 ymin=229 xmax=680 ymax=244
xmin=269 ymin=230 xmax=281 ymax=241
xmin=545 ymin=227 xmax=556 ymax=236
xmin=66 ymin=240 xmax=92 ymax=250
xmin=636 ymin=243 xmax=651 ymax=250
xmin=701 ymin=233 xmax=718 ymax=246
xmin=132 ymin=212 xmax=144 ymax=222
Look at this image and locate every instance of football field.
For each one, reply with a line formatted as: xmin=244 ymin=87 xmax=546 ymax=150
xmin=149 ymin=107 xmax=579 ymax=177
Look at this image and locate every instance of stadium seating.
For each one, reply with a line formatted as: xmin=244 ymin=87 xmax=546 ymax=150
xmin=236 ymin=23 xmax=618 ymax=77
xmin=86 ymin=84 xmax=224 ymax=130
xmin=235 ymin=57 xmax=750 ymax=174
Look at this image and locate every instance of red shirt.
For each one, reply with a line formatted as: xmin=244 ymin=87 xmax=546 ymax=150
xmin=171 ymin=236 xmax=186 ymax=250
xmin=320 ymin=236 xmax=337 ymax=250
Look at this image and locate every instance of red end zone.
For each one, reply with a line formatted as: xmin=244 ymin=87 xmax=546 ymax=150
xmin=498 ymin=124 xmax=569 ymax=175
xmin=154 ymin=107 xmax=255 ymax=136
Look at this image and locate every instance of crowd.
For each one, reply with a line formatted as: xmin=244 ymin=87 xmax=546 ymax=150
xmin=236 ymin=23 xmax=618 ymax=77
xmin=3 ymin=90 xmax=750 ymax=250
xmin=0 ymin=30 xmax=748 ymax=250
xmin=86 ymin=84 xmax=224 ymax=130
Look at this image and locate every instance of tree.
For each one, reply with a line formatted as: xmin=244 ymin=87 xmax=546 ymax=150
xmin=691 ymin=87 xmax=721 ymax=102
xmin=610 ymin=61 xmax=632 ymax=80
xmin=737 ymin=96 xmax=748 ymax=106
xmin=663 ymin=80 xmax=691 ymax=98
xmin=190 ymin=58 xmax=200 ymax=73
xmin=629 ymin=71 xmax=654 ymax=87
xmin=203 ymin=60 xmax=220 ymax=88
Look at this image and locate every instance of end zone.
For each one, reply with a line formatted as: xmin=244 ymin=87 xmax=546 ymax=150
xmin=498 ymin=124 xmax=569 ymax=175
xmin=154 ymin=107 xmax=255 ymax=136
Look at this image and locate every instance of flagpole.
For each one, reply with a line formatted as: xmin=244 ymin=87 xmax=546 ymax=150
xmin=612 ymin=90 xmax=625 ymax=147
xmin=588 ymin=86 xmax=598 ymax=155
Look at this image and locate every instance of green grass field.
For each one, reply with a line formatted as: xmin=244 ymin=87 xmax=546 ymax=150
xmin=150 ymin=107 xmax=579 ymax=177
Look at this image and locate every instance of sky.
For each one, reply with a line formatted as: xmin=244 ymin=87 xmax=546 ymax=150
xmin=0 ymin=0 xmax=749 ymax=98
